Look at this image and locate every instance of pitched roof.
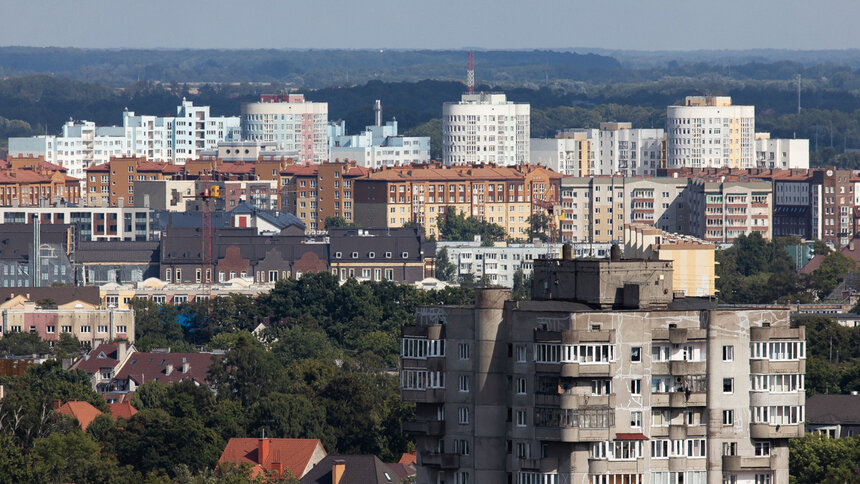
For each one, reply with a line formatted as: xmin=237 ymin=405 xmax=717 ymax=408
xmin=71 ymin=342 xmax=133 ymax=374
xmin=299 ymin=455 xmax=416 ymax=484
xmin=398 ymin=452 xmax=416 ymax=466
xmin=219 ymin=438 xmax=325 ymax=479
xmin=806 ymin=394 xmax=860 ymax=425
xmin=114 ymin=352 xmax=221 ymax=386
xmin=56 ymin=400 xmax=102 ymax=430
xmin=108 ymin=402 xmax=138 ymax=421
xmin=0 ymin=286 xmax=101 ymax=307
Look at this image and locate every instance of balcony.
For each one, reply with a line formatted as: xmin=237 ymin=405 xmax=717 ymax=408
xmin=535 ymin=330 xmax=561 ymax=342
xmin=652 ymin=328 xmax=707 ymax=343
xmin=750 ymin=359 xmax=805 ymax=374
xmin=750 ymin=326 xmax=803 ymax=342
xmin=722 ymin=455 xmax=774 ymax=472
xmin=668 ymin=456 xmax=687 ymax=472
xmin=562 ymin=329 xmax=615 ymax=344
xmin=669 ymin=361 xmax=706 ymax=375
xmin=402 ymin=324 xmax=445 ymax=339
xmin=401 ymin=388 xmax=445 ymax=404
xmin=535 ymin=393 xmax=561 ymax=406
xmin=560 ymin=393 xmax=615 ymax=409
xmin=670 ymin=391 xmax=706 ymax=407
xmin=420 ymin=452 xmax=460 ymax=469
xmin=750 ymin=423 xmax=804 ymax=439
xmin=561 ymin=362 xmax=615 ymax=378
xmin=588 ymin=459 xmax=641 ymax=474
xmin=402 ymin=420 xmax=444 ymax=436
xmin=519 ymin=458 xmax=540 ymax=470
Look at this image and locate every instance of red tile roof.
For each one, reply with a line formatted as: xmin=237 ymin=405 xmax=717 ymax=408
xmin=281 ymin=164 xmax=319 ymax=176
xmin=56 ymin=400 xmax=102 ymax=430
xmin=219 ymin=438 xmax=325 ymax=479
xmin=86 ymin=163 xmax=110 ymax=172
xmin=398 ymin=452 xmax=416 ymax=466
xmin=108 ymin=402 xmax=138 ymax=421
xmin=162 ymin=164 xmax=184 ymax=174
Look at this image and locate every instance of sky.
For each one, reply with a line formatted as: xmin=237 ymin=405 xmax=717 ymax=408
xmin=0 ymin=0 xmax=858 ymax=51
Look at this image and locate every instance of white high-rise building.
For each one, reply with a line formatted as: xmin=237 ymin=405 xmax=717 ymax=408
xmin=241 ymin=94 xmax=329 ymax=164
xmin=532 ymin=123 xmax=664 ymax=177
xmin=755 ymin=133 xmax=809 ymax=169
xmin=7 ymin=100 xmax=240 ymax=175
xmin=329 ymin=119 xmax=431 ymax=168
xmin=442 ymin=93 xmax=529 ymax=166
xmin=667 ymin=96 xmax=755 ymax=169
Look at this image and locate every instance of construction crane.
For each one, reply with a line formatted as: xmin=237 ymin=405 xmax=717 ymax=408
xmin=184 ymin=182 xmax=221 ymax=298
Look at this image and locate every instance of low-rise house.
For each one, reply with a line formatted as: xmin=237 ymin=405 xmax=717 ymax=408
xmin=0 ymin=304 xmax=134 ymax=346
xmin=299 ymin=455 xmax=416 ymax=484
xmin=54 ymin=399 xmax=102 ymax=431
xmin=107 ymin=401 xmax=138 ymax=421
xmin=219 ymin=437 xmax=326 ymax=480
xmin=71 ymin=342 xmax=135 ymax=393
xmin=806 ymin=394 xmax=860 ymax=438
xmin=112 ymin=351 xmax=221 ymax=392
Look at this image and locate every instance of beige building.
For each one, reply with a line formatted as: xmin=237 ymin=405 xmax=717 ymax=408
xmin=559 ymin=176 xmax=626 ymax=243
xmin=401 ymin=258 xmax=804 ymax=484
xmin=623 ymin=177 xmax=690 ymax=233
xmin=0 ymin=298 xmax=134 ymax=345
xmin=667 ymin=96 xmax=755 ymax=170
xmin=624 ymin=223 xmax=717 ymax=297
xmin=685 ymin=178 xmax=773 ymax=243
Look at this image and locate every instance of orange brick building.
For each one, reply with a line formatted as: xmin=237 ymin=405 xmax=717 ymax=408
xmin=354 ymin=162 xmax=562 ymax=239
xmin=279 ymin=161 xmax=370 ymax=232
xmin=0 ymin=155 xmax=80 ymax=206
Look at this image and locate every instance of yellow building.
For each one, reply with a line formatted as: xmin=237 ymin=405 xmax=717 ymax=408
xmin=624 ymin=223 xmax=716 ymax=297
xmin=354 ymin=163 xmax=562 ymax=240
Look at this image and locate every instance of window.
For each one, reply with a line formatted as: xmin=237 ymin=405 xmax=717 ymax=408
xmin=516 ymin=410 xmax=527 ymax=427
xmin=458 ymin=407 xmax=470 ymax=425
xmin=517 ymin=378 xmax=527 ymax=394
xmin=516 ymin=442 xmax=530 ymax=458
xmin=754 ymin=442 xmax=771 ymax=456
xmin=723 ymin=378 xmax=733 ymax=393
xmin=455 ymin=472 xmax=470 ymax=484
xmin=722 ymin=410 xmax=734 ymax=425
xmin=630 ymin=379 xmax=641 ymax=395
xmin=459 ymin=343 xmax=470 ymax=360
xmin=98 ymin=325 xmax=108 ymax=333
xmin=516 ymin=345 xmax=527 ymax=362
xmin=722 ymin=442 xmax=737 ymax=456
xmin=459 ymin=375 xmax=470 ymax=392
xmin=592 ymin=379 xmax=611 ymax=396
xmin=455 ymin=439 xmax=470 ymax=455
xmin=631 ymin=347 xmax=641 ymax=362
xmin=652 ymin=344 xmax=669 ymax=362
xmin=722 ymin=345 xmax=734 ymax=361
xmin=723 ymin=476 xmax=738 ymax=484
xmin=46 ymin=325 xmax=56 ymax=334
xmin=651 ymin=409 xmax=669 ymax=427
xmin=61 ymin=325 xmax=72 ymax=333
xmin=754 ymin=475 xmax=771 ymax=484
xmin=630 ymin=411 xmax=642 ymax=428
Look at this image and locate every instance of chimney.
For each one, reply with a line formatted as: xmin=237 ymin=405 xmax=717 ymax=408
xmin=53 ymin=399 xmax=61 ymax=411
xmin=182 ymin=358 xmax=190 ymax=373
xmin=332 ymin=459 xmax=346 ymax=484
xmin=258 ymin=438 xmax=270 ymax=465
xmin=852 ymin=241 xmax=856 ymax=252
xmin=117 ymin=341 xmax=128 ymax=362
xmin=374 ymin=100 xmax=382 ymax=127
xmin=165 ymin=364 xmax=173 ymax=376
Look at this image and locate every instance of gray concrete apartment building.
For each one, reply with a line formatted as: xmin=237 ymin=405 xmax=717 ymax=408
xmin=401 ymin=257 xmax=804 ymax=484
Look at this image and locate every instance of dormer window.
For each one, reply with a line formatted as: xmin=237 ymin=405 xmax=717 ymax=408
xmin=385 ymin=252 xmax=392 ymax=258
xmin=368 ymin=252 xmax=375 ymax=258
xmin=352 ymin=252 xmax=358 ymax=259
xmin=401 ymin=252 xmax=409 ymax=259
xmin=335 ymin=252 xmax=342 ymax=259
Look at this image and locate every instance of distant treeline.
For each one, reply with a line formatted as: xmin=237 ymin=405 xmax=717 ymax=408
xmin=4 ymin=74 xmax=860 ymax=166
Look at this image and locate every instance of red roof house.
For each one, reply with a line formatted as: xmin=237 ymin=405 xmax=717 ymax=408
xmin=54 ymin=400 xmax=102 ymax=430
xmin=219 ymin=438 xmax=326 ymax=479
xmin=108 ymin=401 xmax=138 ymax=421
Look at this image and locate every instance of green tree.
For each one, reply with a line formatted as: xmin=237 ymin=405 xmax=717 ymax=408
xmin=526 ymin=213 xmax=552 ymax=242
xmin=208 ymin=333 xmax=280 ymax=407
xmin=512 ymin=269 xmax=533 ymax=301
xmin=33 ymin=431 xmax=132 ymax=484
xmin=35 ymin=298 xmax=57 ymax=309
xmin=437 ymin=207 xmax=506 ymax=244
xmin=434 ymin=248 xmax=456 ymax=282
xmin=0 ymin=332 xmax=50 ymax=356
xmin=808 ymin=251 xmax=857 ymax=298
xmin=247 ymin=392 xmax=330 ymax=448
xmin=789 ymin=433 xmax=860 ymax=484
xmin=324 ymin=216 xmax=357 ymax=229
xmin=115 ymin=409 xmax=223 ymax=477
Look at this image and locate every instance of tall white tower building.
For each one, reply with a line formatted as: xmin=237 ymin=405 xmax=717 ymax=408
xmin=667 ymin=96 xmax=755 ymax=169
xmin=442 ymin=93 xmax=530 ymax=166
xmin=241 ymin=94 xmax=329 ymax=164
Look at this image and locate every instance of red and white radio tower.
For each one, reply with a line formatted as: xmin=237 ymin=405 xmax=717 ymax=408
xmin=467 ymin=51 xmax=475 ymax=94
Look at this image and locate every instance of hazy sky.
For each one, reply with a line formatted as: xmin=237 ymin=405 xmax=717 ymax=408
xmin=0 ymin=0 xmax=857 ymax=51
